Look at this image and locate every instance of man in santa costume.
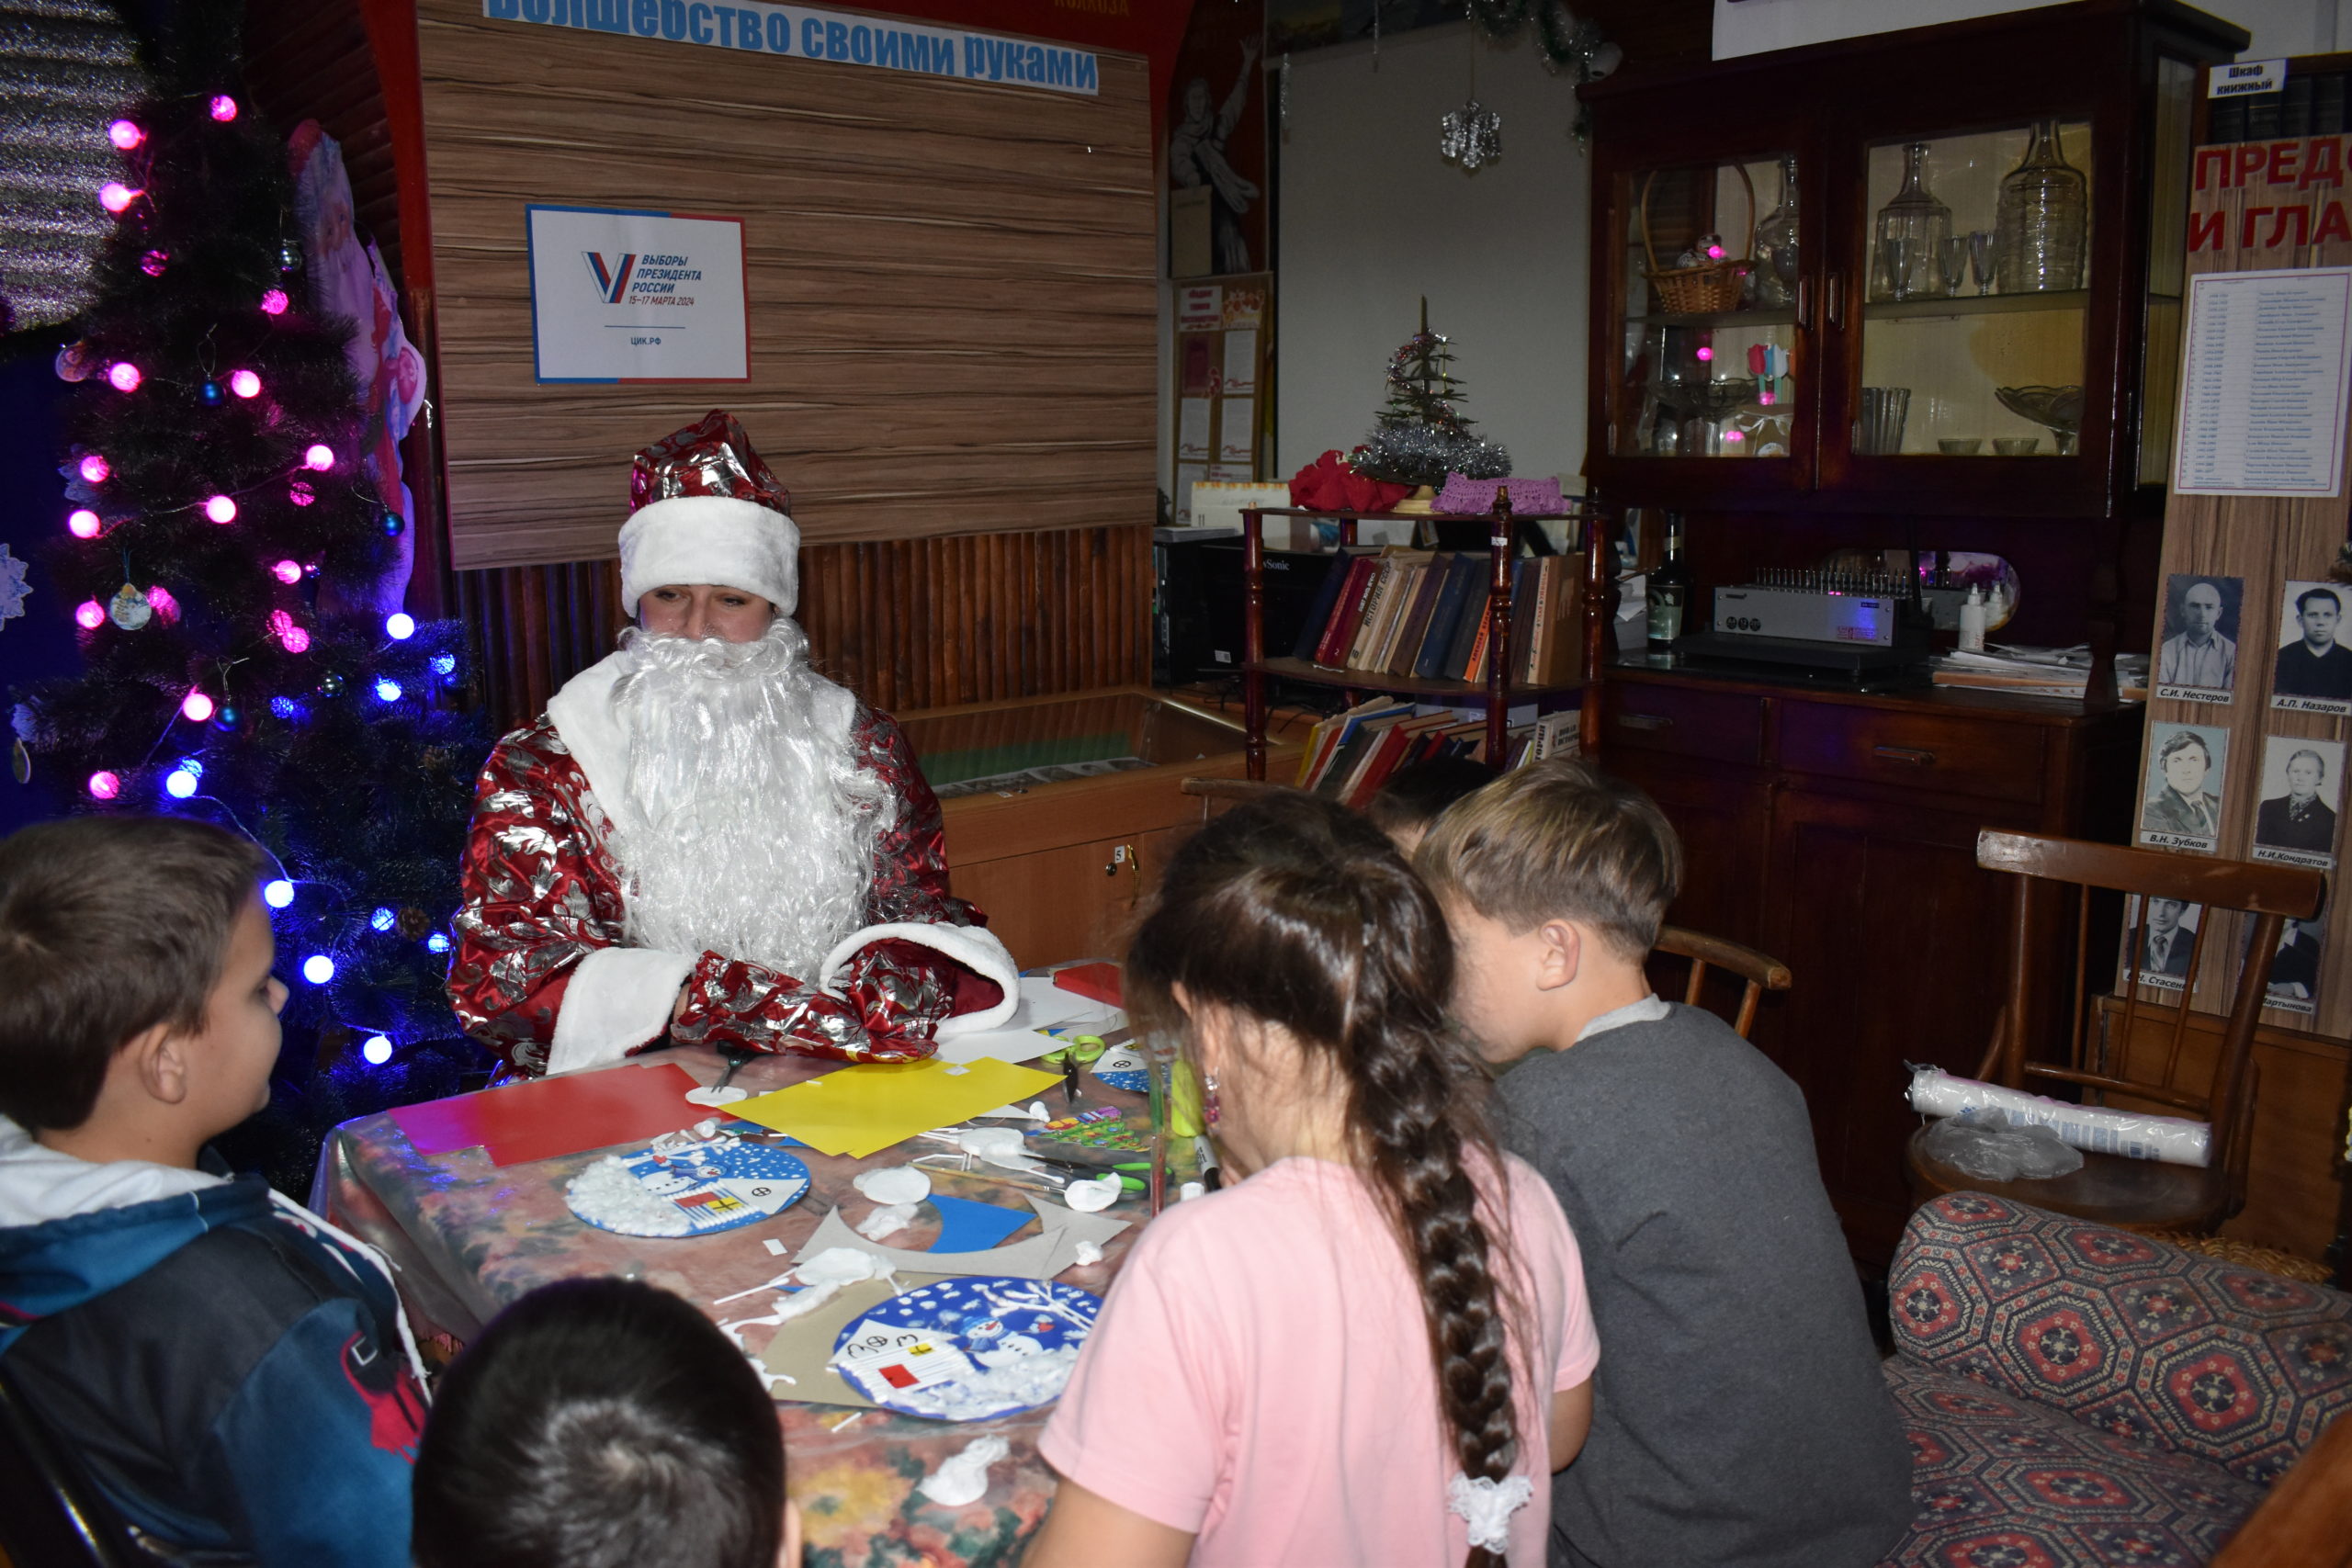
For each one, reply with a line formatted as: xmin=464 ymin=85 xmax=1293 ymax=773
xmin=447 ymin=412 xmax=1017 ymax=1077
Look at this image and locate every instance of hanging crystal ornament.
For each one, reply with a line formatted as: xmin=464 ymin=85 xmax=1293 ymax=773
xmin=107 ymin=581 xmax=153 ymax=629
xmin=1441 ymin=101 xmax=1503 ymax=170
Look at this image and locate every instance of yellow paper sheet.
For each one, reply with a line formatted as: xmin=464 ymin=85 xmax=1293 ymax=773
xmin=729 ymin=1058 xmax=1061 ymax=1157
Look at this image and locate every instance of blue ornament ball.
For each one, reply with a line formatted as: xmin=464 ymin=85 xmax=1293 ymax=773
xmin=198 ymin=380 xmax=225 ymax=407
xmin=380 ymin=510 xmax=405 ymax=537
xmin=210 ymin=703 xmax=240 ymax=732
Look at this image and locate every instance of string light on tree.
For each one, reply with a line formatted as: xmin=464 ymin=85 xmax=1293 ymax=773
xmin=107 ymin=118 xmax=143 ymax=150
xmin=98 ymin=182 xmax=140 ymax=214
xmin=271 ymin=558 xmax=302 ymax=583
xmin=362 ymin=1035 xmax=393 ymax=1065
xmin=164 ymin=764 xmax=200 ymax=798
xmin=67 ymin=509 xmax=100 ymax=538
xmin=301 ymin=444 xmax=334 ymax=470
xmin=228 ymin=369 xmax=261 ymax=399
xmin=74 ymin=600 xmax=106 ymax=630
xmin=86 ymin=771 xmax=120 ymax=800
xmin=140 ymin=250 xmax=167 ymax=276
xmin=259 ymin=288 xmax=287 ymax=315
xmin=107 ymin=362 xmax=141 ymax=392
xmin=180 ymin=689 xmax=215 ymax=723
xmin=300 ymin=954 xmax=335 ymax=985
xmin=208 ymin=94 xmax=237 ymax=121
xmin=202 ymin=493 xmax=236 ymax=523
xmin=78 ymin=455 xmax=108 ymax=484
xmin=263 ymin=879 xmax=296 ymax=909
xmin=384 ymin=613 xmax=415 ymax=640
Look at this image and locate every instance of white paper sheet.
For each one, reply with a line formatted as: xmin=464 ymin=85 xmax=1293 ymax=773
xmin=933 ymin=977 xmax=1120 ymax=1065
xmin=1222 ymin=329 xmax=1258 ymax=395
xmin=1217 ymin=398 xmax=1255 ymax=464
xmin=1178 ymin=398 xmax=1213 ymax=461
xmin=2174 ymin=267 xmax=2352 ymax=497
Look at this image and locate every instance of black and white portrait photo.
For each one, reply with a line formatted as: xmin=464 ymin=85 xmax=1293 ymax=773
xmin=2273 ymin=580 xmax=2352 ymax=713
xmin=2251 ymin=735 xmax=2345 ymax=868
xmin=2154 ymin=574 xmax=2241 ymax=701
xmin=2130 ymin=895 xmax=2202 ymax=990
xmin=2260 ymin=917 xmax=2326 ymax=1014
xmin=2138 ymin=722 xmax=2228 ymax=852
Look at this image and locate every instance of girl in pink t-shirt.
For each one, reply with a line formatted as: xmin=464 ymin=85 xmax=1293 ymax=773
xmin=1027 ymin=793 xmax=1598 ymax=1568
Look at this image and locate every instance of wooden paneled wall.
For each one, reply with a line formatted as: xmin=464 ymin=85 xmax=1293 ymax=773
xmin=411 ymin=0 xmax=1158 ymax=568
xmin=457 ymin=523 xmax=1150 ymax=734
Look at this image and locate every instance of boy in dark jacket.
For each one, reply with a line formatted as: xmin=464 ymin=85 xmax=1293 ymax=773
xmin=1419 ymin=761 xmax=1916 ymax=1568
xmin=0 ymin=815 xmax=424 ymax=1565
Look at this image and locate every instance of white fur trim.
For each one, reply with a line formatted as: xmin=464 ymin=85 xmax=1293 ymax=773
xmin=549 ymin=945 xmax=699 ymax=1075
xmin=619 ymin=495 xmax=798 ymax=615
xmin=819 ymin=921 xmax=1020 ymax=1037
xmin=545 ymin=650 xmax=629 ymax=830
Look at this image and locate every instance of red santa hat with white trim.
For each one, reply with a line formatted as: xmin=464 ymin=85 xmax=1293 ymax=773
xmin=618 ymin=411 xmax=798 ymax=615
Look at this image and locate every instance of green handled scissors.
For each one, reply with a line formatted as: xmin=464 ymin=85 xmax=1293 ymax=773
xmin=1039 ymin=1033 xmax=1107 ymax=1068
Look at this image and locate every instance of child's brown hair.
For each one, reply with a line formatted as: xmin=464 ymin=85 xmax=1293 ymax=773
xmin=1417 ymin=759 xmax=1681 ymax=962
xmin=0 ymin=816 xmax=266 ymax=1130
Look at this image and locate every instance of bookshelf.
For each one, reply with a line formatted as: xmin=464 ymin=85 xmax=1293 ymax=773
xmin=1237 ymin=494 xmax=1613 ymax=781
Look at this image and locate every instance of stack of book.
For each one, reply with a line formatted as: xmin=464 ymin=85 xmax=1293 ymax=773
xmin=1931 ymin=646 xmax=2149 ymax=702
xmin=1295 ymin=697 xmax=1582 ymax=807
xmin=1287 ymin=547 xmax=1584 ymax=688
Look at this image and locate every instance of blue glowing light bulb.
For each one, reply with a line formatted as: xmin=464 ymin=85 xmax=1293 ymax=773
xmin=270 ymin=695 xmax=301 ymax=720
xmin=164 ymin=768 xmax=198 ymax=799
xmin=425 ymin=931 xmax=451 ymax=954
xmin=373 ymin=678 xmax=401 ymax=703
xmin=384 ymin=613 xmax=415 ymax=641
xmin=262 ymin=879 xmax=295 ymax=908
xmin=361 ymin=1034 xmax=393 ymax=1065
xmin=369 ymin=907 xmax=396 ymax=932
xmin=300 ymin=953 xmax=335 ymax=985
xmin=430 ymin=653 xmax=457 ymax=677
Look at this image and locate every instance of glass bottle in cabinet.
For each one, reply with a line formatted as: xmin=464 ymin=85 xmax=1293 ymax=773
xmin=1621 ymin=154 xmax=1799 ymax=461
xmin=1871 ymin=142 xmax=1952 ymax=302
xmin=1857 ymin=123 xmax=2090 ymax=457
xmin=1748 ymin=155 xmax=1800 ymax=309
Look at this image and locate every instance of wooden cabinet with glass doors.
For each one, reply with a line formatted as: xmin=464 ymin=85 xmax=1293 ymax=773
xmin=1582 ymin=0 xmax=2245 ymax=521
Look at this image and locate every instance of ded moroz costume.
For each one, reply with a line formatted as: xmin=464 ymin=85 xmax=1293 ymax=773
xmin=447 ymin=412 xmax=1017 ymax=1077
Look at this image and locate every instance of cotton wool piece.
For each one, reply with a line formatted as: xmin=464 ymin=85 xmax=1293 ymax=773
xmin=853 ymin=1165 xmax=932 ymax=1204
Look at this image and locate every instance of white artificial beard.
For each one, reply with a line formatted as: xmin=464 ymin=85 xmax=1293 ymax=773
xmin=604 ymin=617 xmax=889 ymax=980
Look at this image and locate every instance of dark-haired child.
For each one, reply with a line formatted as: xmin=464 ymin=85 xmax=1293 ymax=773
xmin=1420 ymin=761 xmax=1914 ymax=1568
xmin=0 ymin=815 xmax=425 ymax=1564
xmin=412 ymin=1276 xmax=801 ymax=1568
xmin=1027 ymin=792 xmax=1597 ymax=1568
xmin=1364 ymin=755 xmax=1499 ymax=854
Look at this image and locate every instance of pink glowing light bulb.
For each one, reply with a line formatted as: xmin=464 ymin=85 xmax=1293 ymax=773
xmin=86 ymin=771 xmax=120 ymax=801
xmin=271 ymin=558 xmax=303 ymax=584
xmin=98 ymin=182 xmax=139 ymax=214
xmin=180 ymin=690 xmax=216 ymax=724
xmin=301 ymin=444 xmax=334 ymax=471
xmin=145 ymin=585 xmax=178 ymax=621
xmin=78 ymin=454 xmax=109 ymax=484
xmin=1723 ymin=429 xmax=1746 ymax=443
xmin=209 ymin=96 xmax=238 ymax=122
xmin=1705 ymin=243 xmax=1726 ymax=260
xmin=269 ymin=610 xmax=311 ymax=653
xmin=66 ymin=509 xmax=100 ymax=539
xmin=106 ymin=361 xmax=141 ymax=392
xmin=140 ymin=249 xmax=167 ymax=276
xmin=107 ymin=118 xmax=143 ymax=150
xmin=1694 ymin=345 xmax=1714 ymax=363
xmin=288 ymin=479 xmax=314 ymax=507
xmin=203 ymin=493 xmax=237 ymax=524
xmin=260 ymin=288 xmax=288 ymax=316
xmin=74 ymin=600 xmax=107 ymax=630
xmin=228 ymin=368 xmax=261 ymax=399
xmin=1758 ymin=389 xmax=1778 ymax=406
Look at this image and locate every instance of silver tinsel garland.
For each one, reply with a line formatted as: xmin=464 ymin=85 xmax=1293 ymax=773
xmin=1354 ymin=422 xmax=1511 ymax=487
xmin=0 ymin=0 xmax=150 ymax=333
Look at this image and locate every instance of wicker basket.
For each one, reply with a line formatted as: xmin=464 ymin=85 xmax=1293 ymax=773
xmin=1641 ymin=163 xmax=1757 ymax=315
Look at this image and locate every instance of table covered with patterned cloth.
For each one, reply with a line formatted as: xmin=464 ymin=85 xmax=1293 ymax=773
xmin=317 ymin=1041 xmax=1147 ymax=1568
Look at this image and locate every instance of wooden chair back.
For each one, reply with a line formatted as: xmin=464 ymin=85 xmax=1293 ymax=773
xmin=1973 ymin=828 xmax=2324 ymax=1192
xmin=1653 ymin=926 xmax=1792 ymax=1040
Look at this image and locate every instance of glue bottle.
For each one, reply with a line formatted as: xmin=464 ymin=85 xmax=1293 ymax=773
xmin=1958 ymin=585 xmax=1987 ymax=653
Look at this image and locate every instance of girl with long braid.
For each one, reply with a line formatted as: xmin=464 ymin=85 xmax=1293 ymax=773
xmin=1028 ymin=793 xmax=1597 ymax=1567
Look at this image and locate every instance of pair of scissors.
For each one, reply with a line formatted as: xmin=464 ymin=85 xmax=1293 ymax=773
xmin=1042 ymin=1033 xmax=1106 ymax=1110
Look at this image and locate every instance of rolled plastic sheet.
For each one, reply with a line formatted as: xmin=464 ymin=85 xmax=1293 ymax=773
xmin=1906 ymin=1066 xmax=2210 ymax=1168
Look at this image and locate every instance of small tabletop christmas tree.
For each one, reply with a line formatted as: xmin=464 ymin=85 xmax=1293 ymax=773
xmin=1351 ymin=299 xmax=1511 ymax=488
xmin=12 ymin=0 xmax=490 ymax=1145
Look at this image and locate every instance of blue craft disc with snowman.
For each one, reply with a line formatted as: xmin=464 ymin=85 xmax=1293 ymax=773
xmin=831 ymin=1276 xmax=1102 ymax=1422
xmin=1090 ymin=1042 xmax=1150 ymax=1095
xmin=565 ymin=1135 xmax=808 ymax=1238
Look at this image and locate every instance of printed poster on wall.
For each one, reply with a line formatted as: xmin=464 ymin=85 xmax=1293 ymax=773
xmin=526 ymin=205 xmax=749 ymax=384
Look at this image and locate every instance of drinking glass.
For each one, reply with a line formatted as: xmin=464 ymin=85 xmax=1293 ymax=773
xmin=1938 ymin=236 xmax=1969 ymax=299
xmin=1968 ymin=230 xmax=1996 ymax=295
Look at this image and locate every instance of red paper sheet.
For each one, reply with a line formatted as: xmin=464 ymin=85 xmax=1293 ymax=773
xmin=1053 ymin=963 xmax=1123 ymax=1007
xmin=389 ymin=1061 xmax=709 ymax=1167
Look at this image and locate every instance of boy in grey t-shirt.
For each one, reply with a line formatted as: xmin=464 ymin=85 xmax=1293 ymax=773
xmin=1419 ymin=761 xmax=1915 ymax=1568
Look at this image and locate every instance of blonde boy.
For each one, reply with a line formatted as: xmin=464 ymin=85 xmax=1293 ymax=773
xmin=1419 ymin=761 xmax=1915 ymax=1568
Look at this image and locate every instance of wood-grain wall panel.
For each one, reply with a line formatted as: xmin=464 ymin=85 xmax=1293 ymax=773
xmin=410 ymin=0 xmax=1157 ymax=570
xmin=455 ymin=524 xmax=1149 ymax=734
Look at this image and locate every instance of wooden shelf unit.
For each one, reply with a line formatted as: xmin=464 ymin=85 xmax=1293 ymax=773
xmin=1236 ymin=497 xmax=1614 ymax=781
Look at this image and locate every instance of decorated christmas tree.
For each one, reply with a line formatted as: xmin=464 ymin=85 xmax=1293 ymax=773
xmin=10 ymin=1 xmax=491 ymax=1169
xmin=1351 ymin=299 xmax=1511 ymax=487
